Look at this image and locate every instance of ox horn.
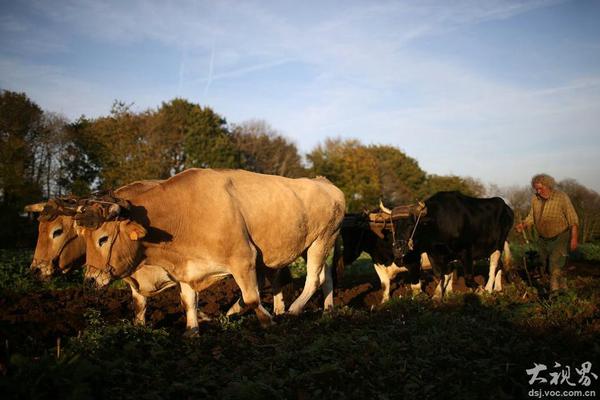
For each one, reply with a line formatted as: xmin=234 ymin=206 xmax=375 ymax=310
xmin=24 ymin=202 xmax=46 ymax=213
xmin=414 ymin=201 xmax=427 ymax=216
xmin=379 ymin=199 xmax=392 ymax=214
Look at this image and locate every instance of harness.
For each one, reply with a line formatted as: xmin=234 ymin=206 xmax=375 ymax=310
xmin=407 ymin=208 xmax=424 ymax=251
xmin=103 ymin=221 xmax=122 ymax=277
xmin=87 ymin=221 xmax=121 ymax=278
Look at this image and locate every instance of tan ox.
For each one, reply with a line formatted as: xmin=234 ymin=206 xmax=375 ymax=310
xmin=27 ymin=181 xmax=288 ymax=326
xmin=76 ymin=168 xmax=345 ymax=334
xmin=27 ymin=181 xmax=208 ymax=326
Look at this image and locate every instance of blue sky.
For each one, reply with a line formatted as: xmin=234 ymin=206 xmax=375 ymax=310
xmin=1 ymin=0 xmax=599 ymax=192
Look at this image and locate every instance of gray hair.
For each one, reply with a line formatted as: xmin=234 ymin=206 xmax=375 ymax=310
xmin=531 ymin=173 xmax=556 ymax=190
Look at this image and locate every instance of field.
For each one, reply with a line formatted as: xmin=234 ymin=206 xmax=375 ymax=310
xmin=1 ymin=249 xmax=599 ymax=399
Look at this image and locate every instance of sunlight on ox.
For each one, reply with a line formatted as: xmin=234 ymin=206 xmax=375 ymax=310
xmin=24 ymin=181 xmax=204 ymax=327
xmin=27 ymin=200 xmax=85 ymax=280
xmin=76 ymin=168 xmax=345 ymax=335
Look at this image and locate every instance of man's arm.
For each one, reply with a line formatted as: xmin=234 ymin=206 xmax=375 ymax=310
xmin=570 ymin=224 xmax=578 ymax=251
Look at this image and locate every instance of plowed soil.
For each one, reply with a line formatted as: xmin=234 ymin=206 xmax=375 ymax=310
xmin=0 ymin=261 xmax=596 ymax=349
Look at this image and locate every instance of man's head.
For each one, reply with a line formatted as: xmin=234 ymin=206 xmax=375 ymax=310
xmin=531 ymin=173 xmax=555 ymax=200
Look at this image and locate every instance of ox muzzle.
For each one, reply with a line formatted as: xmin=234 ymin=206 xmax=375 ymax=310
xmin=30 ymin=259 xmax=55 ymax=281
xmin=83 ymin=264 xmax=113 ymax=289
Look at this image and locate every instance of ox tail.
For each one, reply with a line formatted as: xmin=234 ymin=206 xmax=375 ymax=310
xmin=332 ymin=235 xmax=344 ymax=286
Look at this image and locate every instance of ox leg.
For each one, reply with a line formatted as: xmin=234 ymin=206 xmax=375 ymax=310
xmin=271 ymin=269 xmax=286 ymax=316
xmin=318 ymin=262 xmax=334 ymax=312
xmin=374 ymin=263 xmax=404 ymax=304
xmin=420 ymin=253 xmax=432 ymax=269
xmin=444 ymin=271 xmax=454 ymax=294
xmin=411 ymin=282 xmax=422 ymax=296
xmin=373 ymin=264 xmax=391 ymax=304
xmin=130 ymin=287 xmax=147 ymax=326
xmin=434 ymin=266 xmax=453 ymax=300
xmin=494 ymin=270 xmax=503 ymax=291
xmin=433 ymin=279 xmax=443 ymax=300
xmin=289 ymin=238 xmax=334 ymax=315
xmin=232 ymin=265 xmax=273 ymax=328
xmin=225 ymin=298 xmax=246 ymax=317
xmin=485 ymin=250 xmax=501 ymax=292
xmin=179 ymin=282 xmax=199 ymax=336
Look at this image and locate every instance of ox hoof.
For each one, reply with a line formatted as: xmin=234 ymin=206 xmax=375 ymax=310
xmin=259 ymin=319 xmax=275 ymax=329
xmin=183 ymin=327 xmax=200 ymax=338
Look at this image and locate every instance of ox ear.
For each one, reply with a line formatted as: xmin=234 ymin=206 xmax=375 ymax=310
xmin=123 ymin=221 xmax=147 ymax=241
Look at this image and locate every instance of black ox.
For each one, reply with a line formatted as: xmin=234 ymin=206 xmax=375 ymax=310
xmin=381 ymin=191 xmax=514 ymax=298
xmin=332 ymin=209 xmax=425 ymax=304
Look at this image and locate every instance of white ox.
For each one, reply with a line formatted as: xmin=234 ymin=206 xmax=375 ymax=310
xmin=76 ymin=168 xmax=345 ymax=334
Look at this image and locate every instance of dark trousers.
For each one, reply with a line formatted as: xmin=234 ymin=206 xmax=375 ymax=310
xmin=538 ymin=230 xmax=570 ymax=291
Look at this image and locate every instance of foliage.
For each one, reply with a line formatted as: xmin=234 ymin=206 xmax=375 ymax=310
xmin=1 ymin=277 xmax=599 ymax=399
xmin=571 ymin=243 xmax=600 ymax=263
xmin=419 ymin=174 xmax=485 ymax=199
xmin=309 ymin=139 xmax=431 ymax=212
xmin=560 ymin=179 xmax=600 ymax=243
xmin=308 ymin=138 xmax=487 ymax=212
xmin=0 ymin=91 xmax=45 ymax=246
xmin=232 ymin=119 xmax=306 ymax=177
xmin=308 ymin=138 xmax=381 ymax=212
xmin=0 ymin=249 xmax=82 ymax=294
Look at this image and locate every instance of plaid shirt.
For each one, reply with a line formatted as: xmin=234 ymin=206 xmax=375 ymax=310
xmin=524 ymin=190 xmax=579 ymax=238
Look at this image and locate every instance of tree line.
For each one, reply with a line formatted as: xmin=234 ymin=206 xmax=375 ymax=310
xmin=1 ymin=89 xmax=599 ymax=246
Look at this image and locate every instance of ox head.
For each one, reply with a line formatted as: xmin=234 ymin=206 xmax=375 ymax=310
xmin=27 ymin=198 xmax=86 ymax=281
xmin=379 ymin=200 xmax=427 ymax=260
xmin=75 ymin=201 xmax=146 ymax=289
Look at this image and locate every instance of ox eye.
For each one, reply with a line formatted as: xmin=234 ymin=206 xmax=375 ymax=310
xmin=52 ymin=228 xmax=63 ymax=238
xmin=98 ymin=235 xmax=109 ymax=247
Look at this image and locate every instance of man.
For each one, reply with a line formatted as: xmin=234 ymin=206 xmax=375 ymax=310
xmin=515 ymin=174 xmax=578 ymax=292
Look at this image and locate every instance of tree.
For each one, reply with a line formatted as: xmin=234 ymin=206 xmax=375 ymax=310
xmin=559 ymin=179 xmax=600 ymax=243
xmin=0 ymin=90 xmax=45 ymax=246
xmin=232 ymin=120 xmax=306 ymax=177
xmin=31 ymin=112 xmax=70 ymax=198
xmin=178 ymin=101 xmax=240 ymax=169
xmin=497 ymin=185 xmax=531 ymax=222
xmin=367 ymin=144 xmax=426 ymax=205
xmin=0 ymin=90 xmax=44 ymax=203
xmin=419 ymin=174 xmax=485 ymax=199
xmin=308 ymin=138 xmax=430 ymax=212
xmin=309 ymin=138 xmax=381 ymax=212
xmin=57 ymin=117 xmax=101 ymax=195
xmin=79 ymin=101 xmax=159 ymax=188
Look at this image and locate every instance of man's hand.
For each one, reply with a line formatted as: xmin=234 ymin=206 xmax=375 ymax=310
xmin=570 ymin=236 xmax=578 ymax=252
xmin=570 ymin=225 xmax=579 ymax=252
